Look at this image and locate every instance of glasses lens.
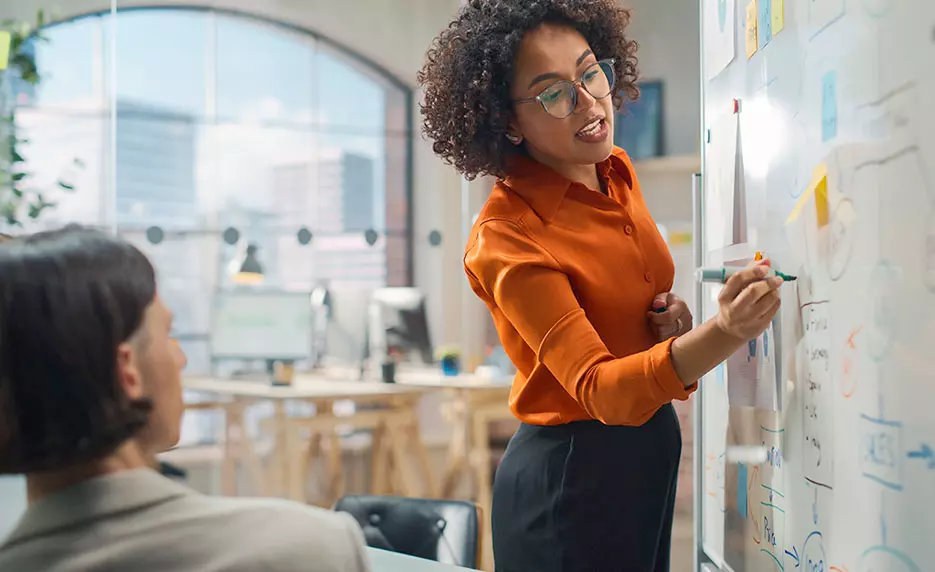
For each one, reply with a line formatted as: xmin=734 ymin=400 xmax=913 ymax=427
xmin=583 ymin=61 xmax=615 ymax=100
xmin=539 ymin=81 xmax=576 ymax=118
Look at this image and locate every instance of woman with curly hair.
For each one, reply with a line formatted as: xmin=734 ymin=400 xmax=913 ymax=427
xmin=419 ymin=1 xmax=782 ymax=570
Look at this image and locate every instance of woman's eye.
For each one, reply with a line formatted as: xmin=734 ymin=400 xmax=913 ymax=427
xmin=584 ymin=70 xmax=599 ymax=82
xmin=541 ymin=89 xmax=562 ymax=103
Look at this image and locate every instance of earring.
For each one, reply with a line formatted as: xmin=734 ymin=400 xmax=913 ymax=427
xmin=506 ymin=133 xmax=522 ymax=145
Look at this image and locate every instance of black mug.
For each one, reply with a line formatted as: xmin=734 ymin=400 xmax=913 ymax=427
xmin=381 ymin=361 xmax=396 ymax=383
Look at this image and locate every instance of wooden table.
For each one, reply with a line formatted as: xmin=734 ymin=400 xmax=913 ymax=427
xmin=183 ymin=376 xmax=435 ymax=506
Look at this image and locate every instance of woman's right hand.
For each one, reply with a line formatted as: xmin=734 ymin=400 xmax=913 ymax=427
xmin=715 ymin=259 xmax=782 ymax=340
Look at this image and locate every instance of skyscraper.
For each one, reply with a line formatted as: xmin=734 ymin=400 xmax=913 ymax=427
xmin=114 ymin=100 xmax=197 ymax=228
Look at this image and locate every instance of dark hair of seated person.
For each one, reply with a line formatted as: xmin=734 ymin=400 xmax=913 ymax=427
xmin=0 ymin=225 xmax=157 ymax=474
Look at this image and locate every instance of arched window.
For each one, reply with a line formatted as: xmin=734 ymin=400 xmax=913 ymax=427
xmin=12 ymin=8 xmax=412 ymax=372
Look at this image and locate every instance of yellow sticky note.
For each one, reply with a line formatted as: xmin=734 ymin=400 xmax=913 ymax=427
xmin=814 ymin=175 xmax=829 ymax=228
xmin=745 ymin=0 xmax=759 ymax=59
xmin=771 ymin=0 xmax=785 ymax=34
xmin=786 ymin=163 xmax=829 ymax=226
xmin=0 ymin=31 xmax=11 ymax=71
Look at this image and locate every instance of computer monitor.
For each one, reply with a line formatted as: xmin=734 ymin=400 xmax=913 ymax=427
xmin=210 ymin=288 xmax=313 ymax=362
xmin=363 ymin=287 xmax=434 ymax=370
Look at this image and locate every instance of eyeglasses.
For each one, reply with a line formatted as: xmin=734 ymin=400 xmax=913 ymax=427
xmin=514 ymin=59 xmax=617 ymax=119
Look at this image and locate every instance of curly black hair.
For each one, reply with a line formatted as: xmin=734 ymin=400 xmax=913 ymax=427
xmin=418 ymin=0 xmax=640 ymax=180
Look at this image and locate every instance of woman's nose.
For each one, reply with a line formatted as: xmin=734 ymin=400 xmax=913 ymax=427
xmin=573 ymin=83 xmax=596 ymax=114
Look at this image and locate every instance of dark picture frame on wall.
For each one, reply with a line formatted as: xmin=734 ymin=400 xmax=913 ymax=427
xmin=614 ymin=80 xmax=664 ymax=160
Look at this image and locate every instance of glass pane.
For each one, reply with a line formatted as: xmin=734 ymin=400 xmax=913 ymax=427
xmin=22 ymin=16 xmax=103 ymax=108
xmin=207 ymin=122 xmax=316 ymax=288
xmin=114 ymin=109 xmax=200 ymax=228
xmin=13 ymin=110 xmax=109 ymax=229
xmin=316 ymin=44 xmax=386 ymax=134
xmin=216 ymin=14 xmax=314 ymax=122
xmin=114 ymin=10 xmax=208 ymax=117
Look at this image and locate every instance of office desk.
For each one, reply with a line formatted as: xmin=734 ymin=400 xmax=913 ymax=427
xmin=367 ymin=548 xmax=479 ymax=571
xmin=183 ymin=376 xmax=434 ymax=505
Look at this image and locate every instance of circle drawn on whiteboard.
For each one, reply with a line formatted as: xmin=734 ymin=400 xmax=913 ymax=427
xmin=828 ymin=198 xmax=856 ymax=281
xmin=857 ymin=546 xmax=921 ymax=572
xmin=866 ymin=261 xmax=900 ymax=362
xmin=925 ymin=207 xmax=935 ymax=293
xmin=428 ymin=230 xmax=442 ymax=247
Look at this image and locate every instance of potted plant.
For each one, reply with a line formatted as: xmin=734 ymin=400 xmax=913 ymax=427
xmin=1 ymin=10 xmax=80 ymax=230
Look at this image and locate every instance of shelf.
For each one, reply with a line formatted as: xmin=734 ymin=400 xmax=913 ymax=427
xmin=632 ymin=154 xmax=701 ymax=175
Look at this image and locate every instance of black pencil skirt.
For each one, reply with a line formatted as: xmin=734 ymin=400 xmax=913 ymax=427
xmin=490 ymin=403 xmax=682 ymax=572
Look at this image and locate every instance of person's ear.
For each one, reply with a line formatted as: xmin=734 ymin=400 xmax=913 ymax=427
xmin=505 ymin=121 xmax=524 ymax=146
xmin=116 ymin=342 xmax=144 ymax=400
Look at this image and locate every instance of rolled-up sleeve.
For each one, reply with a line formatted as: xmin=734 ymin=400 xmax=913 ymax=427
xmin=464 ymin=219 xmax=694 ymax=426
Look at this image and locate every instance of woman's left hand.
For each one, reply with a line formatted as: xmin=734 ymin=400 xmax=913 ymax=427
xmin=647 ymin=293 xmax=693 ymax=341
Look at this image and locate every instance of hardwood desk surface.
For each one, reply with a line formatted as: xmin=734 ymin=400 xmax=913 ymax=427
xmin=183 ymin=375 xmax=428 ymax=401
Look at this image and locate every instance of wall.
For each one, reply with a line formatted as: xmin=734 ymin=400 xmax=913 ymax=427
xmin=623 ymin=0 xmax=701 ymax=157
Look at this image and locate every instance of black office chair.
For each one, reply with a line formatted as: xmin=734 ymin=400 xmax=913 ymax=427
xmin=334 ymin=495 xmax=481 ymax=568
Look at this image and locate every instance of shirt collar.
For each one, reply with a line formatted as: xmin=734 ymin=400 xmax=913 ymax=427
xmin=2 ymin=469 xmax=193 ymax=548
xmin=501 ymin=146 xmax=634 ymax=223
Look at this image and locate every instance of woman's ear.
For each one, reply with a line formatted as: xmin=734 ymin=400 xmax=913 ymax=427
xmin=116 ymin=342 xmax=144 ymax=400
xmin=505 ymin=126 xmax=523 ymax=146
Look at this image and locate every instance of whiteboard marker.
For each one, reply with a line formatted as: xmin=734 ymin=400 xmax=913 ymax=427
xmin=696 ymin=267 xmax=797 ymax=283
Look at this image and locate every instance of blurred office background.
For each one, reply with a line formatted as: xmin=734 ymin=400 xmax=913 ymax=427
xmin=0 ymin=1 xmax=700 ymax=569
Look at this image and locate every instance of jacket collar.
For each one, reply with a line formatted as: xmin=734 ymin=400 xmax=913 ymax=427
xmin=2 ymin=469 xmax=193 ymax=548
xmin=501 ymin=146 xmax=634 ymax=223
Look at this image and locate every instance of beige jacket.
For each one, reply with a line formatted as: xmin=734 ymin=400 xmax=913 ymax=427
xmin=0 ymin=468 xmax=370 ymax=572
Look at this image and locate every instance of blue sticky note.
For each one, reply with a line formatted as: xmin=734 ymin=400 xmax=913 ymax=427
xmin=758 ymin=0 xmax=773 ymax=48
xmin=737 ymin=462 xmax=749 ymax=519
xmin=822 ymin=71 xmax=838 ymax=141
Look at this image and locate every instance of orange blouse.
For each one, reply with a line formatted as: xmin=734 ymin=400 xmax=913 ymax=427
xmin=464 ymin=147 xmax=697 ymax=426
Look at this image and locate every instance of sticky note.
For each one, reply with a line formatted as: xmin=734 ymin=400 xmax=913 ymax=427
xmin=758 ymin=0 xmax=773 ymax=49
xmin=786 ymin=162 xmax=829 ymax=225
xmin=738 ymin=462 xmax=749 ymax=519
xmin=0 ymin=31 xmax=11 ymax=71
xmin=814 ymin=173 xmax=829 ymax=227
xmin=771 ymin=0 xmax=785 ymax=34
xmin=745 ymin=0 xmax=759 ymax=58
xmin=821 ymin=71 xmax=838 ymax=142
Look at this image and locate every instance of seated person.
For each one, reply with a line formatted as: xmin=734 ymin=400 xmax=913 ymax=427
xmin=0 ymin=226 xmax=370 ymax=572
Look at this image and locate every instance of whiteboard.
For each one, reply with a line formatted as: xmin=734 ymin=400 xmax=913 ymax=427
xmin=697 ymin=0 xmax=935 ymax=571
xmin=210 ymin=289 xmax=312 ymax=361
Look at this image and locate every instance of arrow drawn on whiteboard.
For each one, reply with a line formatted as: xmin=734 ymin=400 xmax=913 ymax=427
xmin=785 ymin=545 xmax=800 ymax=567
xmin=907 ymin=444 xmax=935 ymax=469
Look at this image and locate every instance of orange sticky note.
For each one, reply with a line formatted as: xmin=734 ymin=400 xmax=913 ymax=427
xmin=745 ymin=0 xmax=759 ymax=59
xmin=0 ymin=31 xmax=11 ymax=71
xmin=754 ymin=252 xmax=764 ymax=261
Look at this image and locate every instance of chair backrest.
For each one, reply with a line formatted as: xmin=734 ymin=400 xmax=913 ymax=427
xmin=334 ymin=495 xmax=480 ymax=569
